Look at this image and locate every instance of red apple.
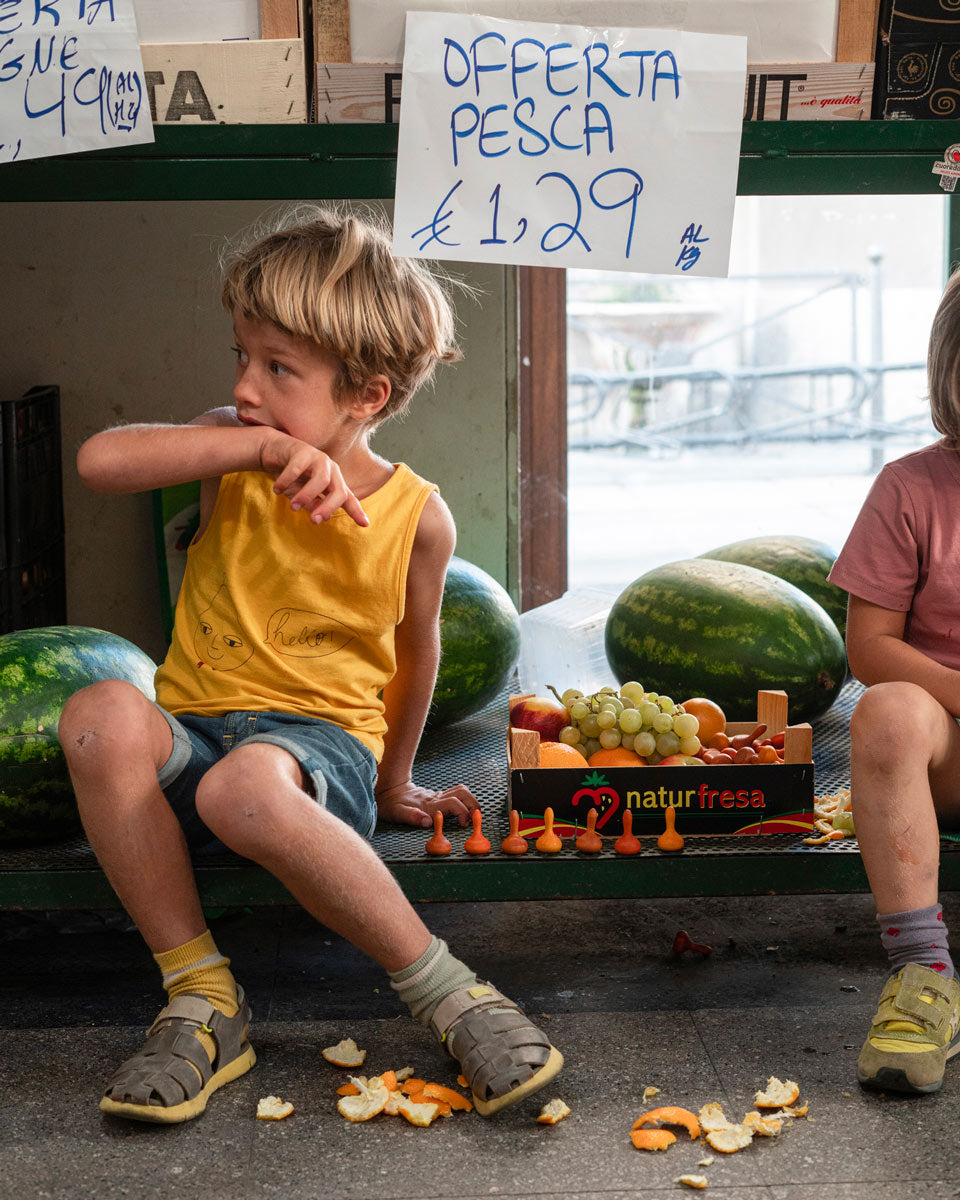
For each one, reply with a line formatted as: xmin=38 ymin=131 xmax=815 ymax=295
xmin=510 ymin=696 xmax=569 ymax=742
xmin=657 ymin=754 xmax=702 ymax=767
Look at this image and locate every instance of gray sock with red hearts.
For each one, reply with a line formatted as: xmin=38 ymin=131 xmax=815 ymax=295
xmin=878 ymin=904 xmax=955 ymax=976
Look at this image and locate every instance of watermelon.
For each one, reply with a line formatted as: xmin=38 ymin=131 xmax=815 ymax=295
xmin=699 ymin=534 xmax=848 ymax=640
xmin=429 ymin=557 xmax=521 ymax=727
xmin=604 ymin=559 xmax=846 ymax=724
xmin=0 ymin=626 xmax=158 ymax=846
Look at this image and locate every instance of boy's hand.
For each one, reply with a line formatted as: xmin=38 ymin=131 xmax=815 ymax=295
xmin=374 ymin=780 xmax=478 ymax=827
xmin=259 ymin=431 xmax=369 ymax=526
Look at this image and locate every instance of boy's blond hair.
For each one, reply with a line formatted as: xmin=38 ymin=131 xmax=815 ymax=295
xmin=928 ymin=268 xmax=960 ymax=445
xmin=221 ymin=205 xmax=462 ymax=425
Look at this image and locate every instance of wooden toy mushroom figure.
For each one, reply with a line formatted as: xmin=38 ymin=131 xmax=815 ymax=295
xmin=464 ymin=808 xmax=491 ymax=854
xmin=614 ymin=810 xmax=641 ymax=855
xmin=657 ymin=805 xmax=684 ymax=852
xmin=535 ymin=807 xmax=563 ymax=853
xmin=425 ymin=810 xmax=451 ymax=856
xmin=575 ymin=807 xmax=603 ymax=853
xmin=500 ymin=808 xmax=529 ymax=854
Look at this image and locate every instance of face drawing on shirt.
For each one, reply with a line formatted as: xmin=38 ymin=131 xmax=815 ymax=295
xmin=193 ymin=583 xmax=254 ymax=671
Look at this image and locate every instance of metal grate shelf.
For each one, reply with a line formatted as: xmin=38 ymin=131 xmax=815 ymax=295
xmin=1 ymin=679 xmax=958 ymax=907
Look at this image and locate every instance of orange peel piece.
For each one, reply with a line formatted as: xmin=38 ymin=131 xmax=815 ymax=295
xmin=256 ymin=1095 xmax=294 ymax=1120
xmin=396 ymin=1095 xmax=441 ymax=1126
xmin=743 ymin=1111 xmax=783 ymax=1137
xmin=631 ymin=1106 xmax=701 ymax=1139
xmin=697 ymin=1102 xmax=733 ymax=1133
xmin=336 ymin=1082 xmax=360 ymax=1096
xmin=754 ymin=1076 xmax=800 ymax=1108
xmin=630 ymin=1128 xmax=677 ymax=1151
xmin=336 ymin=1075 xmax=389 ymax=1122
xmin=400 ymin=1077 xmax=427 ymax=1095
xmin=536 ymin=1098 xmax=571 ymax=1124
xmin=322 ymin=1037 xmax=366 ymax=1068
xmin=675 ymin=1176 xmax=709 ymax=1190
xmin=420 ymin=1082 xmax=474 ymax=1111
xmin=705 ymin=1124 xmax=754 ymax=1153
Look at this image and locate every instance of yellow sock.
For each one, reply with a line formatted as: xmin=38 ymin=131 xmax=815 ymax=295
xmin=154 ymin=930 xmax=239 ymax=1071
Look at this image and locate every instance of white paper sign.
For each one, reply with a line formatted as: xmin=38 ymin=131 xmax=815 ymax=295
xmin=0 ymin=0 xmax=154 ymax=164
xmin=393 ymin=12 xmax=746 ymax=276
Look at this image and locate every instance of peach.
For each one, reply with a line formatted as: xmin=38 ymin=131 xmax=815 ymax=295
xmin=509 ymin=696 xmax=569 ymax=742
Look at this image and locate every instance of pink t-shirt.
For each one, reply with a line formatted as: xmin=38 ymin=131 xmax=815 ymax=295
xmin=828 ymin=439 xmax=960 ymax=670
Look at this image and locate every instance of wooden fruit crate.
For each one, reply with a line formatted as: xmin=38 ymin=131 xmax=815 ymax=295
xmin=507 ymin=689 xmax=815 ymax=838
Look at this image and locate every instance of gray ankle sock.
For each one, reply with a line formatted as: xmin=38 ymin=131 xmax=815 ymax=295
xmin=389 ymin=937 xmax=478 ymax=1024
xmin=877 ymin=904 xmax=955 ymax=977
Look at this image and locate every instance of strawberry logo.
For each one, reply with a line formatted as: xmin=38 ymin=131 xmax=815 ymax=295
xmin=571 ymin=770 xmax=621 ymax=830
xmin=886 ymin=927 xmax=900 ymax=936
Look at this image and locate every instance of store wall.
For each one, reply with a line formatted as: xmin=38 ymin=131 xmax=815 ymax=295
xmin=3 ymin=200 xmax=518 ymax=663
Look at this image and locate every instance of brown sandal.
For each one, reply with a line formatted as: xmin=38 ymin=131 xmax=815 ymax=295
xmin=430 ymin=982 xmax=563 ymax=1116
xmin=100 ymin=988 xmax=256 ymax=1123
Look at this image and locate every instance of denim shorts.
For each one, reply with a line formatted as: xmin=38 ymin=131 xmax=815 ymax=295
xmin=156 ymin=708 xmax=378 ymax=852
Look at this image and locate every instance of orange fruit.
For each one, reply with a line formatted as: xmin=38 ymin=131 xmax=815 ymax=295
xmin=538 ymin=741 xmax=586 ymax=768
xmin=679 ymin=697 xmax=726 ymax=744
xmin=587 ymin=747 xmax=646 ymax=767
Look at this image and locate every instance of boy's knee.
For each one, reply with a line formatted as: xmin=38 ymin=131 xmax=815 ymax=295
xmin=60 ymin=679 xmax=146 ymax=743
xmin=852 ymin=681 xmax=936 ymax=753
xmin=195 ymin=745 xmax=306 ymax=845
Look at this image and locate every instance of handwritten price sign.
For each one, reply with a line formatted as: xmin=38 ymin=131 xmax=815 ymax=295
xmin=394 ymin=13 xmax=746 ymax=276
xmin=0 ymin=0 xmax=153 ymax=164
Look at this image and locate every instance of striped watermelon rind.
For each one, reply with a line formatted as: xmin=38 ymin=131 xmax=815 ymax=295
xmin=604 ymin=558 xmax=846 ymax=724
xmin=698 ymin=534 xmax=847 ymax=640
xmin=429 ymin=556 xmax=521 ymax=727
xmin=0 ymin=626 xmax=158 ymax=846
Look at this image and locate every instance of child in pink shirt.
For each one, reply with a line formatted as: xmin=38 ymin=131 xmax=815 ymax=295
xmin=828 ymin=272 xmax=960 ymax=1095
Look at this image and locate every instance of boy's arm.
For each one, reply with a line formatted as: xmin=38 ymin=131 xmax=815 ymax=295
xmin=76 ymin=414 xmax=368 ymax=525
xmin=375 ymin=493 xmax=478 ymax=828
xmin=846 ymin=594 xmax=960 ymax=716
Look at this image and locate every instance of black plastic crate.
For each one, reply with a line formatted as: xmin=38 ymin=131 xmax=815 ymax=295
xmin=1 ymin=386 xmax=66 ymax=633
xmin=1 ymin=386 xmax=64 ymax=562
xmin=7 ymin=538 xmax=66 ymax=631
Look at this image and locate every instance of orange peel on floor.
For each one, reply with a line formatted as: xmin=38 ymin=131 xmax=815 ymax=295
xmin=754 ymin=1076 xmax=800 ymax=1108
xmin=705 ymin=1124 xmax=754 ymax=1153
xmin=322 ymin=1037 xmax=366 ymax=1068
xmin=396 ymin=1095 xmax=442 ymax=1126
xmin=675 ymin=1176 xmax=709 ymax=1190
xmin=336 ymin=1075 xmax=390 ymax=1122
xmin=743 ymin=1110 xmax=783 ymax=1137
xmin=256 ymin=1095 xmax=294 ymax=1120
xmin=697 ymin=1102 xmax=734 ymax=1133
xmin=536 ymin=1098 xmax=571 ymax=1125
xmin=420 ymin=1082 xmax=474 ymax=1111
xmin=630 ymin=1128 xmax=677 ymax=1151
xmin=399 ymin=1077 xmax=427 ymax=1095
xmin=631 ymin=1106 xmax=700 ymax=1139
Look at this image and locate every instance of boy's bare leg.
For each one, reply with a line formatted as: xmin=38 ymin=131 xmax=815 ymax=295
xmin=59 ymin=680 xmax=206 ymax=951
xmin=195 ymin=741 xmax=563 ymax=1114
xmin=850 ymin=681 xmax=960 ymax=914
xmin=194 ymin=741 xmax=431 ymax=970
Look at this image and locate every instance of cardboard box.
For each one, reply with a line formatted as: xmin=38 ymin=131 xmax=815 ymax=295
xmin=507 ymin=690 xmax=815 ymax=838
xmin=874 ymin=0 xmax=960 ymax=118
xmin=314 ymin=61 xmax=874 ymax=124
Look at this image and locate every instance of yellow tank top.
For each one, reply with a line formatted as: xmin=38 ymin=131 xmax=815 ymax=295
xmin=154 ymin=463 xmax=438 ymax=760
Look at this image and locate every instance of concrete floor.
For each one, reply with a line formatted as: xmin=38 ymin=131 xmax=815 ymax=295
xmin=2 ymin=892 xmax=959 ymax=1200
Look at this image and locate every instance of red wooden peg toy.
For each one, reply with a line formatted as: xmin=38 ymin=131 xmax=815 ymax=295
xmin=425 ymin=810 xmax=451 ymax=856
xmin=614 ymin=809 xmax=641 ymax=855
xmin=575 ymin=807 xmax=603 ymax=853
xmin=464 ymin=808 xmax=491 ymax=854
xmin=501 ymin=808 xmax=529 ymax=854
xmin=535 ymin=807 xmax=563 ymax=853
xmin=657 ymin=805 xmax=684 ymax=852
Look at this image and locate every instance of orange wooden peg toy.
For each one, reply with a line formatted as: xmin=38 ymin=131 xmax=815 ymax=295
xmin=535 ymin=807 xmax=563 ymax=853
xmin=657 ymin=805 xmax=684 ymax=852
xmin=614 ymin=810 xmax=641 ymax=855
xmin=501 ymin=808 xmax=529 ymax=854
xmin=425 ymin=810 xmax=451 ymax=856
xmin=464 ymin=808 xmax=491 ymax=854
xmin=575 ymin=807 xmax=603 ymax=853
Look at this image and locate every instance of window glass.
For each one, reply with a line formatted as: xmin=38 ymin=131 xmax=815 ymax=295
xmin=567 ymin=194 xmax=947 ymax=593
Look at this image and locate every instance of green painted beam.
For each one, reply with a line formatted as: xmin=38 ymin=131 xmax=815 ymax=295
xmin=5 ymin=121 xmax=960 ymax=202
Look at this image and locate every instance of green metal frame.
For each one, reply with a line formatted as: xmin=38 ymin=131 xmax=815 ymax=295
xmin=4 ymin=119 xmax=958 ymax=906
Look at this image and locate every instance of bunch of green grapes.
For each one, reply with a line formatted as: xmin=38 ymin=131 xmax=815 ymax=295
xmin=548 ymin=681 xmax=701 ymax=763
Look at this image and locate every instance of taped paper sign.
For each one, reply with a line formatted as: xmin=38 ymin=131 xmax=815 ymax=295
xmin=393 ymin=13 xmax=746 ymax=276
xmin=0 ymin=0 xmax=153 ymax=164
